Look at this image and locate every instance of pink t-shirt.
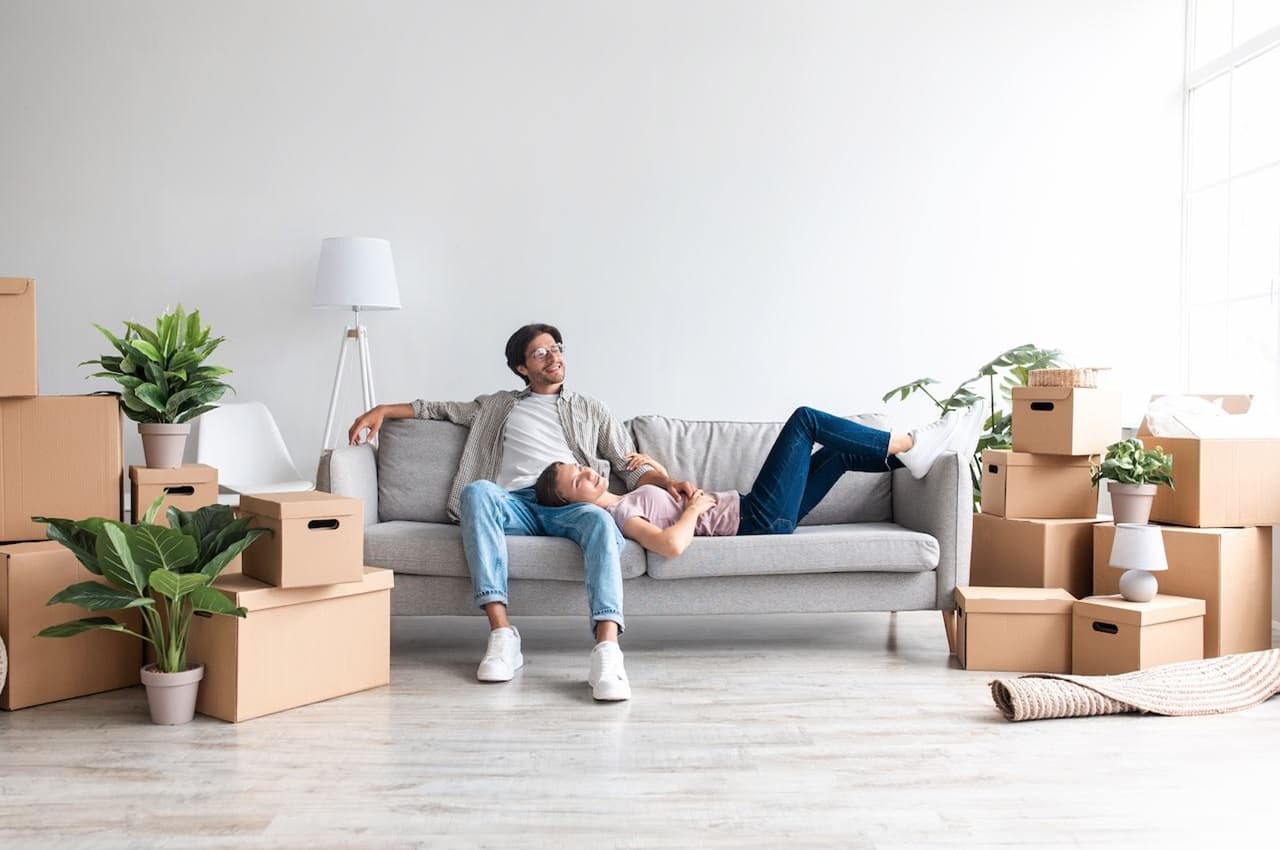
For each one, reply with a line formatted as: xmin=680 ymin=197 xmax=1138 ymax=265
xmin=605 ymin=485 xmax=741 ymax=537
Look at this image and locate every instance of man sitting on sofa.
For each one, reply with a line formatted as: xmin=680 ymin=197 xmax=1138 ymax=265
xmin=347 ymin=322 xmax=692 ymax=702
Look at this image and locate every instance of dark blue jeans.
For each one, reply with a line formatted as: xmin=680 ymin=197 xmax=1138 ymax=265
xmin=737 ymin=406 xmax=903 ymax=535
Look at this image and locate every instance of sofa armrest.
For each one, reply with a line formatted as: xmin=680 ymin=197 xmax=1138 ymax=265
xmin=316 ymin=445 xmax=379 ymax=527
xmin=892 ymin=452 xmax=972 ymax=610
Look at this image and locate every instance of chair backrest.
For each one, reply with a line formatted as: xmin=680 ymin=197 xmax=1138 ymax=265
xmin=196 ymin=402 xmax=303 ymax=490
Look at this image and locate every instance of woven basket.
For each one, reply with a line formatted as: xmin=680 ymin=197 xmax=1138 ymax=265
xmin=1028 ymin=367 xmax=1110 ymax=389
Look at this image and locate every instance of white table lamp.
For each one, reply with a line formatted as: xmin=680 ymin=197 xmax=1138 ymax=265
xmin=314 ymin=237 xmax=401 ymax=450
xmin=1109 ymin=523 xmax=1168 ymax=603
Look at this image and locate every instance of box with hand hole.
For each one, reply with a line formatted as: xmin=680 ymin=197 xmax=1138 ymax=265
xmin=238 ymin=491 xmax=363 ymax=588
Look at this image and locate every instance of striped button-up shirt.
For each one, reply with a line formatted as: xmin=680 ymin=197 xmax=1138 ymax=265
xmin=412 ymin=387 xmax=654 ymax=522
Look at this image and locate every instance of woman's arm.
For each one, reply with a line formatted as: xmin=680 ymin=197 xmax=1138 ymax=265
xmin=621 ymin=490 xmax=717 ymax=558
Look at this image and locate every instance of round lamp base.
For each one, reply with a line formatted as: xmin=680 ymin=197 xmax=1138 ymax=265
xmin=1118 ymin=569 xmax=1158 ymax=603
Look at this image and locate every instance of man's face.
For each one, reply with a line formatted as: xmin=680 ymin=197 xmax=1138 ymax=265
xmin=518 ymin=332 xmax=565 ymax=390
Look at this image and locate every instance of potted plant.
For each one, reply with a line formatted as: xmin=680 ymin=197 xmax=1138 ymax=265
xmin=882 ymin=343 xmax=1066 ymax=508
xmin=82 ymin=305 xmax=233 ymax=468
xmin=33 ymin=497 xmax=267 ymax=724
xmin=1090 ymin=438 xmax=1174 ymax=524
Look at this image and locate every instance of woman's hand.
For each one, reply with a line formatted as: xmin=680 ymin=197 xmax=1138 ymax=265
xmin=682 ymin=489 xmax=717 ymax=517
xmin=625 ymin=452 xmax=668 ymax=478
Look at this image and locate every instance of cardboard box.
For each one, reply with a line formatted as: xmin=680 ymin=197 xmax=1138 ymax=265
xmin=955 ymin=586 xmax=1075 ymax=672
xmin=239 ymin=491 xmax=363 ymax=588
xmin=981 ymin=450 xmax=1097 ymax=519
xmin=1072 ymin=594 xmax=1205 ymax=676
xmin=0 ymin=278 xmax=37 ymax=398
xmin=130 ymin=464 xmax=218 ymax=526
xmin=188 ymin=566 xmax=392 ymax=722
xmin=0 ymin=395 xmax=123 ymax=542
xmin=1011 ymin=386 xmax=1122 ymax=456
xmin=1 ymin=541 xmax=141 ymax=710
xmin=1093 ymin=523 xmax=1271 ymax=657
xmin=1136 ymin=396 xmax=1280 ymax=527
xmin=970 ymin=512 xmax=1102 ymax=599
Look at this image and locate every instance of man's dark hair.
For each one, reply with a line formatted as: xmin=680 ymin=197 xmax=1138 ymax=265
xmin=504 ymin=323 xmax=563 ymax=385
xmin=534 ymin=462 xmax=570 ymax=507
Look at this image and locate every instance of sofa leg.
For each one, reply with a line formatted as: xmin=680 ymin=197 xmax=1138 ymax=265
xmin=941 ymin=609 xmax=957 ymax=655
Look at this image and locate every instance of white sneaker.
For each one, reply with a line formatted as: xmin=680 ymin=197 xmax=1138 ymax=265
xmin=948 ymin=402 xmax=988 ymax=459
xmin=476 ymin=627 xmax=523 ymax=682
xmin=588 ymin=641 xmax=631 ymax=701
xmin=898 ymin=411 xmax=965 ymax=479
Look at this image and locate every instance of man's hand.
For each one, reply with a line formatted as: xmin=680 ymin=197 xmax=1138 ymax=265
xmin=625 ymin=452 xmax=669 ymax=479
xmin=348 ymin=405 xmax=386 ymax=446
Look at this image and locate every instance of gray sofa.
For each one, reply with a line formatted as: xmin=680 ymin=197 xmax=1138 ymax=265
xmin=317 ymin=414 xmax=971 ymax=628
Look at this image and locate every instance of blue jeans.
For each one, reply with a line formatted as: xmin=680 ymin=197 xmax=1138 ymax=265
xmin=459 ymin=480 xmax=626 ymax=633
xmin=737 ymin=406 xmax=904 ymax=535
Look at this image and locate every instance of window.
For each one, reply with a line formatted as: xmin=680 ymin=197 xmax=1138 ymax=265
xmin=1183 ymin=2 xmax=1280 ymax=395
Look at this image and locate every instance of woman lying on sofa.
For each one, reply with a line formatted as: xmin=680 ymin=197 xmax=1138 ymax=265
xmin=533 ymin=404 xmax=986 ymax=557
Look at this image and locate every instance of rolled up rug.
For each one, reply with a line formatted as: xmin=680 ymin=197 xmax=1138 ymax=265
xmin=991 ymin=648 xmax=1280 ymax=721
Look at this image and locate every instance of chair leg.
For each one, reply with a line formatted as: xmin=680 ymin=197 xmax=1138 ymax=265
xmin=941 ymin=609 xmax=957 ymax=655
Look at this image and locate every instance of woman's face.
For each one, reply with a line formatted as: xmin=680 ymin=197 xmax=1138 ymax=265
xmin=555 ymin=463 xmax=607 ymax=503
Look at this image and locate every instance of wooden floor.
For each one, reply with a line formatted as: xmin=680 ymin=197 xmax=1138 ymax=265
xmin=2 ymin=611 xmax=1277 ymax=849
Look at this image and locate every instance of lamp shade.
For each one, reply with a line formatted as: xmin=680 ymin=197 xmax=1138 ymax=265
xmin=1109 ymin=523 xmax=1168 ymax=572
xmin=313 ymin=236 xmax=401 ymax=310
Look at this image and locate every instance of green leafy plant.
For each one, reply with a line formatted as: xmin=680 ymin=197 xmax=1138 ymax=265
xmin=882 ymin=344 xmax=1065 ymax=507
xmin=81 ymin=305 xmax=233 ymax=424
xmin=1090 ymin=438 xmax=1175 ymax=488
xmin=33 ymin=498 xmax=268 ymax=673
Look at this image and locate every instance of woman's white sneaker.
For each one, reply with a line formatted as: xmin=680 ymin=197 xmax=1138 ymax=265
xmin=948 ymin=402 xmax=989 ymax=458
xmin=588 ymin=641 xmax=631 ymax=701
xmin=898 ymin=412 xmax=965 ymax=479
xmin=476 ymin=626 xmax=524 ymax=682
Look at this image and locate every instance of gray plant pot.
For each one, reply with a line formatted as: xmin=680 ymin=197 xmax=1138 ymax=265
xmin=138 ymin=422 xmax=191 ymax=469
xmin=140 ymin=663 xmax=204 ymax=725
xmin=1108 ymin=482 xmax=1158 ymax=524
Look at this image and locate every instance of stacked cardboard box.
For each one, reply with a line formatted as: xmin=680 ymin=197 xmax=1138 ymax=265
xmin=188 ymin=490 xmax=391 ymax=722
xmin=130 ymin=463 xmax=219 ymax=525
xmin=1 ymin=542 xmax=142 ymax=709
xmin=1138 ymin=395 xmax=1280 ymax=528
xmin=969 ymin=385 xmax=1121 ymax=600
xmin=1 ymin=277 xmax=136 ymax=710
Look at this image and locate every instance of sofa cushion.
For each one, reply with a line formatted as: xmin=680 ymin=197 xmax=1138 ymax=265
xmin=629 ymin=414 xmax=893 ymax=525
xmin=364 ymin=520 xmax=648 ymax=581
xmin=644 ymin=522 xmax=939 ymax=580
xmin=377 ymin=419 xmax=468 ymax=524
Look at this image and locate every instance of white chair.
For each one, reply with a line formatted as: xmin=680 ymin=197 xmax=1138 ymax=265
xmin=196 ymin=402 xmax=314 ymax=502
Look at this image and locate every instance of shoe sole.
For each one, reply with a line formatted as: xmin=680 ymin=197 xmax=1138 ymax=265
xmin=590 ymin=683 xmax=631 ymax=701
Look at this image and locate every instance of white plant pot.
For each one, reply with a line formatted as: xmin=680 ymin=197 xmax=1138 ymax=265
xmin=138 ymin=422 xmax=190 ymax=469
xmin=140 ymin=663 xmax=204 ymax=725
xmin=1108 ymin=482 xmax=1158 ymax=524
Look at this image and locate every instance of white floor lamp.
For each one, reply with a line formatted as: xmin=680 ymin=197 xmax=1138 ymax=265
xmin=314 ymin=236 xmax=401 ymax=451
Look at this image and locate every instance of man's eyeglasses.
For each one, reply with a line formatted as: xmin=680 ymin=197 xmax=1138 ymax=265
xmin=528 ymin=343 xmax=565 ymax=361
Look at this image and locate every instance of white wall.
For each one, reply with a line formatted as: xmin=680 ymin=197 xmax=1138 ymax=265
xmin=0 ymin=1 xmax=1185 ymax=474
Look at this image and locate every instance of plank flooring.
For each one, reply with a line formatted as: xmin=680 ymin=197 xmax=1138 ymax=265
xmin=1 ymin=611 xmax=1277 ymax=849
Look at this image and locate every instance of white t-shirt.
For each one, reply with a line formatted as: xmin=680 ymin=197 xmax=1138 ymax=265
xmin=496 ymin=392 xmax=577 ymax=490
